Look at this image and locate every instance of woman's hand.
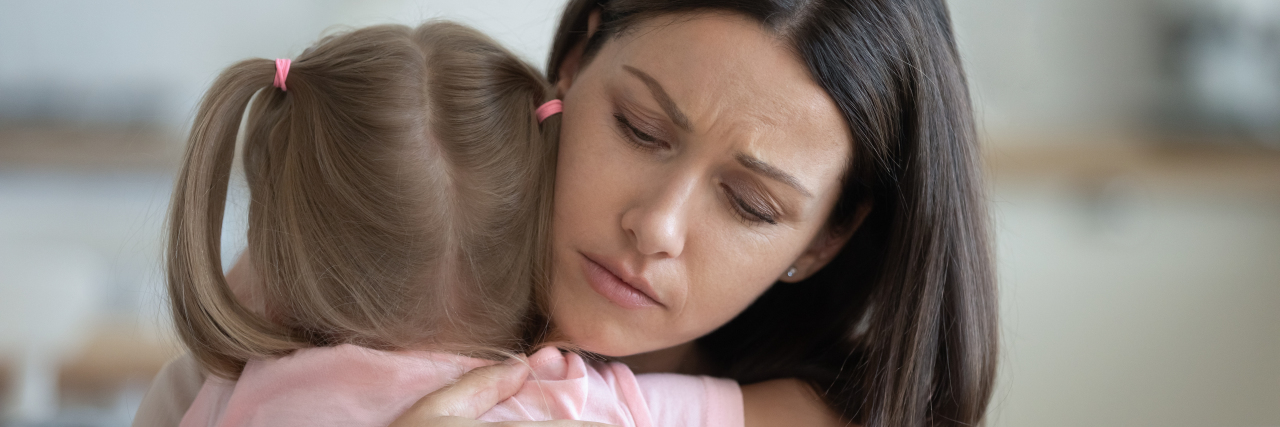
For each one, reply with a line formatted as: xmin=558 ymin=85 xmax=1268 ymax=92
xmin=389 ymin=359 xmax=615 ymax=427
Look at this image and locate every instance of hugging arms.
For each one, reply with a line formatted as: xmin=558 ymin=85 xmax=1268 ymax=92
xmin=142 ymin=1 xmax=996 ymax=427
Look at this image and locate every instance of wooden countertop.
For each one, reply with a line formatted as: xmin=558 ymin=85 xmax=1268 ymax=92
xmin=0 ymin=320 xmax=182 ymax=408
xmin=4 ymin=128 xmax=1275 ymax=194
xmin=985 ymin=135 xmax=1280 ymax=196
xmin=0 ymin=127 xmax=183 ymax=172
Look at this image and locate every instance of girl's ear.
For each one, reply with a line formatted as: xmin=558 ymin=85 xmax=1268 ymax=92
xmin=555 ymin=8 xmax=601 ymax=97
xmin=779 ymin=202 xmax=872 ymax=283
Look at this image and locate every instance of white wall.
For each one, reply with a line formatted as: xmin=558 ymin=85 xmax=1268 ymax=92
xmin=0 ymin=0 xmax=564 ymax=127
xmin=989 ymin=181 xmax=1280 ymax=426
xmin=949 ymin=0 xmax=1168 ymax=138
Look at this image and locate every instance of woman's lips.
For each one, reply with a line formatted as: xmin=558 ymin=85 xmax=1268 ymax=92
xmin=581 ymin=253 xmax=662 ymax=309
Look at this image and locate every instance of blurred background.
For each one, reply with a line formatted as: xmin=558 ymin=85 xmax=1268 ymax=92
xmin=0 ymin=0 xmax=1276 ymax=426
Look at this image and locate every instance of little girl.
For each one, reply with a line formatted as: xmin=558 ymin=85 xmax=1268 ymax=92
xmin=166 ymin=22 xmax=740 ymax=427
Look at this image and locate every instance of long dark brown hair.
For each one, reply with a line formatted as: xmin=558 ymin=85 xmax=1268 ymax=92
xmin=548 ymin=1 xmax=997 ymax=426
xmin=167 ymin=22 xmax=559 ymax=379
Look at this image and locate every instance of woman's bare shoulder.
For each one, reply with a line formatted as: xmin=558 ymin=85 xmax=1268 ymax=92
xmin=741 ymin=378 xmax=856 ymax=427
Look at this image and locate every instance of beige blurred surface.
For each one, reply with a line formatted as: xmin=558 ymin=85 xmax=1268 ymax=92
xmin=987 ymin=135 xmax=1280 ymax=195
xmin=57 ymin=321 xmax=183 ymax=407
xmin=0 ymin=128 xmax=181 ymax=172
xmin=985 ymin=137 xmax=1280 ymax=427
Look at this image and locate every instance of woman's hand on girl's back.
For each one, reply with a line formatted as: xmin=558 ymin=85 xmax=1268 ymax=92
xmin=389 ymin=359 xmax=617 ymax=427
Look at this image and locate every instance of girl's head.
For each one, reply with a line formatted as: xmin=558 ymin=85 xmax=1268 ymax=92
xmin=167 ymin=22 xmax=558 ymax=378
xmin=543 ymin=0 xmax=996 ymax=426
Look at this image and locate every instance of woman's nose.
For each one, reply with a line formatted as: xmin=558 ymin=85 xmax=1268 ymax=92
xmin=620 ymin=178 xmax=694 ymax=259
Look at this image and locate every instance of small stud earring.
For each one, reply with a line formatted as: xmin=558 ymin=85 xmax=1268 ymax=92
xmin=786 ymin=267 xmax=797 ymax=278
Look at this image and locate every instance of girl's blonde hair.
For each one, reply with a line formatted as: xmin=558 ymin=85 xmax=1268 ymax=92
xmin=167 ymin=22 xmax=559 ymax=378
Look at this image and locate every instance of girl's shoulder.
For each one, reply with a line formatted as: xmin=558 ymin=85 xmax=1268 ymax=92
xmin=178 ymin=345 xmax=494 ymax=427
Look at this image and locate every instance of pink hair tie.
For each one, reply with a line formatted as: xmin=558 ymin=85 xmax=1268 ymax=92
xmin=536 ymin=99 xmax=562 ymax=123
xmin=273 ymin=58 xmax=291 ymax=91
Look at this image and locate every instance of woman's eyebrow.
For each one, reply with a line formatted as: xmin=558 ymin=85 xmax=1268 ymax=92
xmin=735 ymin=153 xmax=813 ymax=198
xmin=621 ymin=65 xmax=810 ymax=198
xmin=622 ymin=65 xmax=692 ymax=131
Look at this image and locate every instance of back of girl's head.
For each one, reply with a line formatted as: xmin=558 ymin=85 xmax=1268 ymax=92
xmin=167 ymin=21 xmax=559 ymax=378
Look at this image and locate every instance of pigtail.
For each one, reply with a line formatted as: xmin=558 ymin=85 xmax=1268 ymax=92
xmin=167 ymin=59 xmax=303 ymax=379
xmin=524 ymin=99 xmax=561 ymax=348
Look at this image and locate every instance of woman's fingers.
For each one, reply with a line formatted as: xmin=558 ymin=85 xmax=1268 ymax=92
xmin=401 ymin=359 xmax=531 ymax=419
xmin=389 ymin=359 xmax=619 ymax=427
xmin=492 ymin=422 xmax=615 ymax=427
xmin=408 ymin=419 xmax=616 ymax=427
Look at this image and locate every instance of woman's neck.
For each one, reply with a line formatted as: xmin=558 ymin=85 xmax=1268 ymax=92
xmin=538 ymin=322 xmax=708 ymax=374
xmin=616 ymin=342 xmax=707 ymax=375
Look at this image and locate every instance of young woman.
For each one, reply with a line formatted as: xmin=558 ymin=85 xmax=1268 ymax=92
xmin=399 ymin=1 xmax=997 ymax=426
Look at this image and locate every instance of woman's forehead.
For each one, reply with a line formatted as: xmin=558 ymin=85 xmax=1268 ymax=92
xmin=606 ymin=13 xmax=801 ymax=96
xmin=591 ymin=12 xmax=853 ymax=190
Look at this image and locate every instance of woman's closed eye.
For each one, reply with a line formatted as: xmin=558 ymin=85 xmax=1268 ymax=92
xmin=721 ymin=183 xmax=780 ymax=225
xmin=611 ymin=109 xmax=781 ymax=225
xmin=613 ymin=113 xmax=670 ymax=151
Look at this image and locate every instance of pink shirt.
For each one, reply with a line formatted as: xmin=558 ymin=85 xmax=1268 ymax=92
xmin=180 ymin=345 xmax=742 ymax=427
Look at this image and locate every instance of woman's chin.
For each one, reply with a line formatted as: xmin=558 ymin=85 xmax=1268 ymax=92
xmin=560 ymin=321 xmax=647 ymax=357
xmin=551 ymin=308 xmax=664 ymax=357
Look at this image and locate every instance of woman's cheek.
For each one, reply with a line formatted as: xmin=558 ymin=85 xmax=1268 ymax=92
xmin=676 ymin=231 xmax=796 ymax=338
xmin=690 ymin=266 xmax=778 ymax=328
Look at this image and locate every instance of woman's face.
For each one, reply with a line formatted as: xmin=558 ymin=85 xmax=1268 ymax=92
xmin=548 ymin=12 xmax=854 ymax=357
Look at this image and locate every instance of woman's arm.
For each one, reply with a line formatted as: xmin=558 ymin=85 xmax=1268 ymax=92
xmin=623 ymin=343 xmax=850 ymax=427
xmin=134 ymin=350 xmax=613 ymax=427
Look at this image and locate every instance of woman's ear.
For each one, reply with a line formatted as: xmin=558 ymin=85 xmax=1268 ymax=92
xmin=779 ymin=202 xmax=872 ymax=283
xmin=555 ymin=8 xmax=601 ymax=97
